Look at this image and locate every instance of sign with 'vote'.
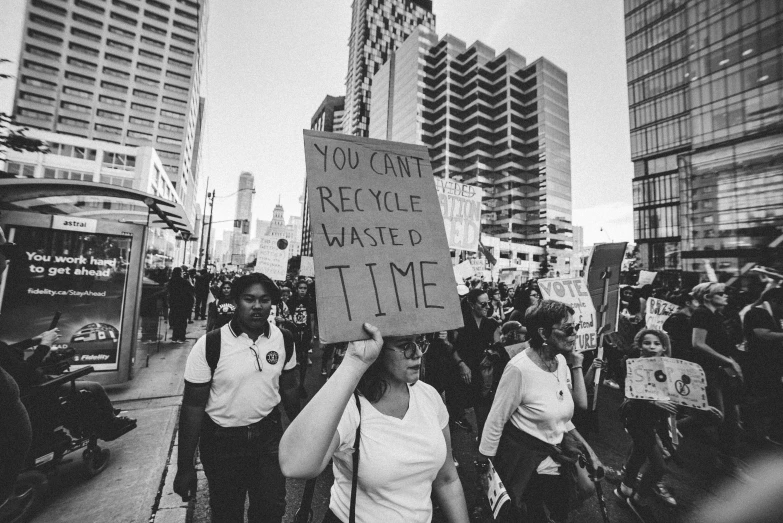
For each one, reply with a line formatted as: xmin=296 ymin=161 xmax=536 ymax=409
xmin=538 ymin=277 xmax=597 ymax=352
xmin=303 ymin=131 xmax=463 ymax=343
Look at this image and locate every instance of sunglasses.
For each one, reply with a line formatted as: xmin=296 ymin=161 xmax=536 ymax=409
xmin=556 ymin=323 xmax=580 ymax=336
xmin=476 ymin=301 xmax=490 ymax=308
xmin=384 ymin=340 xmax=429 ymax=359
xmin=249 ymin=346 xmax=263 ymax=372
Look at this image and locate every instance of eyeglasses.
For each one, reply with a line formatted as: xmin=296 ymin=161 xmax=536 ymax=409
xmin=476 ymin=301 xmax=490 ymax=308
xmin=555 ymin=323 xmax=580 ymax=336
xmin=712 ymin=292 xmax=727 ymax=296
xmin=384 ymin=340 xmax=429 ymax=359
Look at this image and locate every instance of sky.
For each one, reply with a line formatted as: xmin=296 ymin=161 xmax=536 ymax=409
xmin=1 ymin=0 xmax=635 ymax=247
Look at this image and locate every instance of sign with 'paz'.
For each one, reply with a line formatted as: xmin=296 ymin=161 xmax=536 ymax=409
xmin=303 ymin=131 xmax=464 ymax=343
xmin=625 ymin=357 xmax=709 ymax=410
xmin=538 ymin=277 xmax=597 ymax=352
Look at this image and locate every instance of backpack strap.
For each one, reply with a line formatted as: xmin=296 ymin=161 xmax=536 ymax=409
xmin=205 ymin=329 xmax=221 ymax=380
xmin=279 ymin=326 xmax=295 ymax=365
xmin=350 ymin=391 xmax=361 ymax=523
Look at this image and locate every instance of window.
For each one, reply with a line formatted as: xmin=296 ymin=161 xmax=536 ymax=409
xmin=169 ymin=45 xmax=193 ymax=58
xmin=61 ymin=101 xmax=90 ymax=113
xmin=24 ymin=60 xmax=58 ymax=75
xmin=30 ymin=14 xmax=65 ymax=31
xmin=145 ymin=10 xmax=169 ymax=24
xmin=27 ymin=29 xmax=63 ymax=45
xmin=72 ymin=13 xmax=103 ymax=29
xmin=99 ymin=95 xmax=124 ymax=106
xmin=22 ymin=76 xmax=56 ymax=89
xmin=140 ymin=36 xmax=165 ymax=48
xmin=58 ymin=116 xmax=89 ymax=128
xmin=142 ymin=23 xmax=167 ymax=35
xmin=168 ymin=57 xmax=191 ymax=70
xmin=25 ymin=45 xmax=60 ymax=60
xmin=67 ymin=57 xmax=97 ymax=70
xmin=147 ymin=0 xmax=170 ymax=10
xmin=175 ymin=8 xmax=198 ymax=21
xmin=63 ymin=86 xmax=92 ymax=98
xmin=101 ymin=81 xmax=127 ymax=92
xmin=162 ymin=96 xmax=187 ymax=107
xmin=44 ymin=167 xmax=93 ymax=181
xmin=49 ymin=143 xmax=97 ymax=160
xmin=108 ymin=25 xmax=135 ymax=38
xmin=137 ymin=63 xmax=161 ymax=74
xmin=173 ymin=21 xmax=197 ymax=34
xmin=18 ymin=108 xmax=52 ymax=121
xmin=129 ymin=116 xmax=153 ymax=126
xmin=159 ymin=122 xmax=183 ymax=132
xmin=105 ymin=53 xmax=132 ymax=65
xmin=163 ymin=83 xmax=188 ymax=94
xmin=166 ymin=70 xmax=190 ymax=82
xmin=19 ymin=92 xmax=55 ymax=105
xmin=69 ymin=42 xmax=99 ymax=56
xmin=133 ymin=89 xmax=157 ymax=100
xmin=97 ymin=109 xmax=124 ymax=120
xmin=160 ymin=109 xmax=185 ymax=119
xmin=6 ymin=162 xmax=36 ymax=178
xmin=139 ymin=49 xmax=163 ymax=61
xmin=104 ymin=152 xmax=136 ymax=169
xmin=110 ymin=12 xmax=137 ymax=26
xmin=170 ymin=32 xmax=195 ymax=45
xmin=136 ymin=76 xmax=159 ymax=86
xmin=95 ymin=123 xmax=122 ymax=134
xmin=103 ymin=67 xmax=130 ymax=79
xmin=102 ymin=174 xmax=134 ymax=188
xmin=127 ymin=130 xmax=153 ymax=139
xmin=112 ymin=0 xmax=139 ymax=13
xmin=131 ymin=102 xmax=155 ymax=112
xmin=75 ymin=0 xmax=104 ymax=13
xmin=157 ymin=136 xmax=181 ymax=145
xmin=32 ymin=0 xmax=67 ymax=15
xmin=157 ymin=149 xmax=179 ymax=160
xmin=71 ymin=27 xmax=101 ymax=42
xmin=107 ymin=39 xmax=134 ymax=52
xmin=64 ymin=71 xmax=95 ymax=84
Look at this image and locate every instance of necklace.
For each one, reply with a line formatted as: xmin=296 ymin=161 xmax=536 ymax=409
xmin=536 ymin=349 xmax=564 ymax=401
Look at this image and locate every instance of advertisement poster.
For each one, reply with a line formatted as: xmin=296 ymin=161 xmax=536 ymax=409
xmin=538 ymin=277 xmax=597 ymax=352
xmin=303 ymin=130 xmax=463 ymax=343
xmin=645 ymin=297 xmax=679 ymax=330
xmin=0 ymin=225 xmax=131 ymax=371
xmin=434 ymin=178 xmax=483 ymax=252
xmin=625 ymin=357 xmax=709 ymax=410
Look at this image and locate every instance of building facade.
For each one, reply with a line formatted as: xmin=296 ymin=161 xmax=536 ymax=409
xmin=263 ymin=203 xmax=301 ymax=257
xmin=310 ymin=95 xmax=345 ymax=134
xmin=625 ymin=0 xmax=783 ymax=274
xmin=342 ymin=0 xmax=435 ymax=137
xmin=10 ymin=0 xmax=207 ymax=223
xmin=370 ymin=27 xmax=574 ymax=250
xmin=229 ymin=171 xmax=254 ymax=265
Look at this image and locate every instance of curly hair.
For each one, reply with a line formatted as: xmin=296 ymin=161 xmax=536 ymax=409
xmin=525 ymin=300 xmax=575 ymax=349
xmin=632 ymin=328 xmax=671 ymax=357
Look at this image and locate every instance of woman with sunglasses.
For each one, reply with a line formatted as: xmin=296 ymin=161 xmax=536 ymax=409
xmin=279 ymin=323 xmax=469 ymax=523
xmin=478 ymin=300 xmax=602 ymax=522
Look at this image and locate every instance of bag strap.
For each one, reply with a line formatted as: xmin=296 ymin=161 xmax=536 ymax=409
xmin=350 ymin=391 xmax=361 ymax=523
xmin=206 ymin=329 xmax=221 ymax=380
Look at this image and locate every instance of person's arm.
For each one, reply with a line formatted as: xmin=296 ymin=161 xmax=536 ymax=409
xmin=478 ymin=364 xmax=525 ymax=459
xmin=173 ymin=382 xmax=210 ymax=500
xmin=566 ymin=352 xmax=587 ymax=410
xmin=566 ymin=426 xmax=604 ymax=475
xmin=432 ymin=425 xmax=469 ymax=523
xmin=692 ymin=327 xmax=742 ymax=378
xmin=752 ymin=327 xmax=783 ymax=342
xmin=279 ymin=323 xmax=383 ymax=479
xmin=24 ymin=329 xmax=60 ymax=368
xmin=451 ymin=330 xmax=471 ymax=385
xmin=583 ymin=358 xmax=603 ymax=386
xmin=279 ymin=368 xmax=300 ymax=421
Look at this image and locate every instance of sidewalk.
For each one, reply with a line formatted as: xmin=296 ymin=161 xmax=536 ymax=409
xmin=29 ymin=318 xmax=204 ymax=523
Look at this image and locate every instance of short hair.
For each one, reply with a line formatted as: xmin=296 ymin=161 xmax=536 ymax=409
xmin=525 ymin=300 xmax=575 ymax=348
xmin=692 ymin=282 xmax=724 ymax=301
xmin=467 ymin=288 xmax=487 ymax=304
xmin=296 ymin=280 xmax=309 ymax=289
xmin=761 ymin=287 xmax=783 ymax=304
xmin=233 ymin=272 xmax=281 ymax=302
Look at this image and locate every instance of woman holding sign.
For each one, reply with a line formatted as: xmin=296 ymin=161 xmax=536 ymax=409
xmin=279 ymin=323 xmax=469 ymax=523
xmin=478 ymin=300 xmax=602 ymax=522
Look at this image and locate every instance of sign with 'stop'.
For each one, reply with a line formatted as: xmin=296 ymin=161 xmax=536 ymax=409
xmin=625 ymin=357 xmax=709 ymax=410
xmin=434 ymin=178 xmax=483 ymax=252
xmin=538 ymin=277 xmax=597 ymax=352
xmin=303 ymin=131 xmax=463 ymax=343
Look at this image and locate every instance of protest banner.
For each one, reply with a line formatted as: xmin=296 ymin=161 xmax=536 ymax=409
xmin=538 ymin=277 xmax=597 ymax=352
xmin=453 ymin=260 xmax=474 ymax=282
xmin=645 ymin=297 xmax=679 ymax=330
xmin=299 ymin=255 xmax=315 ymax=277
xmin=303 ymin=131 xmax=463 ymax=343
xmin=638 ymin=270 xmax=657 ymax=286
xmin=469 ymin=258 xmax=486 ymax=274
xmin=625 ymin=357 xmax=709 ymax=410
xmin=434 ymin=178 xmax=483 ymax=252
xmin=254 ymin=235 xmax=288 ymax=280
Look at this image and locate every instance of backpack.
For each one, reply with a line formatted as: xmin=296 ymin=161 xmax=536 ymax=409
xmin=205 ymin=325 xmax=295 ymax=378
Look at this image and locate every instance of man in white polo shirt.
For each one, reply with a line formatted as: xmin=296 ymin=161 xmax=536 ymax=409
xmin=173 ymin=273 xmax=299 ymax=523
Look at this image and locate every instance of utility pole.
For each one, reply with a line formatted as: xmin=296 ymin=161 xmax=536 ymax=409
xmin=203 ymin=190 xmax=215 ymax=268
xmin=197 ymin=178 xmax=210 ymax=268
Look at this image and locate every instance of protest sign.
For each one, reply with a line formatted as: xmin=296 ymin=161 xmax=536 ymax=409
xmin=453 ymin=260 xmax=474 ymax=282
xmin=470 ymin=258 xmax=486 ymax=274
xmin=625 ymin=357 xmax=709 ymax=410
xmin=303 ymin=131 xmax=463 ymax=343
xmin=638 ymin=270 xmax=657 ymax=286
xmin=254 ymin=235 xmax=288 ymax=280
xmin=585 ymin=242 xmax=627 ymax=335
xmin=538 ymin=277 xmax=597 ymax=352
xmin=645 ymin=297 xmax=679 ymax=330
xmin=434 ymin=178 xmax=483 ymax=252
xmin=299 ymin=255 xmax=315 ymax=277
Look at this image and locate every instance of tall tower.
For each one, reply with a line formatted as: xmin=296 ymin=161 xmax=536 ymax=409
xmin=341 ymin=0 xmax=435 ymax=137
xmin=230 ymin=171 xmax=254 ymax=264
xmin=9 ymin=0 xmax=208 ymax=220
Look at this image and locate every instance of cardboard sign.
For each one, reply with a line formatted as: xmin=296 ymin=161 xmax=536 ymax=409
xmin=453 ymin=260 xmax=475 ymax=282
xmin=434 ymin=178 xmax=483 ymax=252
xmin=303 ymin=131 xmax=463 ymax=343
xmin=538 ymin=277 xmax=597 ymax=352
xmin=625 ymin=357 xmax=709 ymax=410
xmin=586 ymin=242 xmax=627 ymax=334
xmin=638 ymin=270 xmax=657 ymax=286
xmin=645 ymin=297 xmax=679 ymax=330
xmin=255 ymin=236 xmax=288 ymax=281
xmin=299 ymin=255 xmax=315 ymax=277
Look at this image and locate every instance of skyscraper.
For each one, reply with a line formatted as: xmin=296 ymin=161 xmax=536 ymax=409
xmin=625 ymin=0 xmax=783 ymax=273
xmin=341 ymin=0 xmax=435 ymax=137
xmin=230 ymin=171 xmax=254 ymax=265
xmin=370 ymin=27 xmax=573 ymax=249
xmin=9 ymin=0 xmax=207 ymax=221
xmin=310 ymin=95 xmax=345 ymax=134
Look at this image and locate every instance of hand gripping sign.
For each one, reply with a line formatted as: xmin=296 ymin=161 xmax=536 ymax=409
xmin=303 ymin=131 xmax=464 ymax=343
xmin=538 ymin=277 xmax=597 ymax=352
xmin=625 ymin=357 xmax=709 ymax=410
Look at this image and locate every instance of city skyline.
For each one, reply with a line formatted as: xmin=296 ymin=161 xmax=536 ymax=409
xmin=2 ymin=0 xmax=634 ymax=246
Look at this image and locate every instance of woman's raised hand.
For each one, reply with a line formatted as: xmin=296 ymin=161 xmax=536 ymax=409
xmin=344 ymin=322 xmax=384 ymax=366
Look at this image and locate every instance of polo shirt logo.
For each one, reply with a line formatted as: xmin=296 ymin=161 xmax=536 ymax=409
xmin=266 ymin=351 xmax=279 ymax=365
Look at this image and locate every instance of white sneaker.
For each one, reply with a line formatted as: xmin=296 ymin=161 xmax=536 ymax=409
xmin=652 ymin=482 xmax=677 ymax=506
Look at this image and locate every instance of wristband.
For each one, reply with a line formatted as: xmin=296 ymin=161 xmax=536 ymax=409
xmin=570 ymin=366 xmax=582 ymax=370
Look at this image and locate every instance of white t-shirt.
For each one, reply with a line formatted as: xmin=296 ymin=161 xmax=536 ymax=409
xmin=330 ymin=382 xmax=449 ymax=523
xmin=479 ymin=350 xmax=574 ymax=475
xmin=183 ymin=321 xmax=297 ymax=427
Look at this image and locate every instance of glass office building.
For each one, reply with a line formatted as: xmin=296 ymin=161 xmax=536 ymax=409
xmin=626 ymin=0 xmax=783 ymax=274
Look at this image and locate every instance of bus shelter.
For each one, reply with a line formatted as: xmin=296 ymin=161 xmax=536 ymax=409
xmin=0 ymin=179 xmax=193 ymax=385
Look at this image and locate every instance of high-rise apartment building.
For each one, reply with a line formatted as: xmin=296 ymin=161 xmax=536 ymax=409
xmin=311 ymin=95 xmax=345 ymax=134
xmin=625 ymin=0 xmax=783 ymax=273
xmin=342 ymin=0 xmax=435 ymax=137
xmin=370 ymin=27 xmax=573 ymax=249
xmin=229 ymin=171 xmax=254 ymax=264
xmin=10 ymin=0 xmax=207 ymax=223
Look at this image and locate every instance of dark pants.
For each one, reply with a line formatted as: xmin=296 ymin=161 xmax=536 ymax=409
xmin=170 ymin=308 xmax=188 ymax=341
xmin=194 ymin=294 xmax=208 ymax=320
xmin=623 ymin=423 xmax=666 ymax=495
xmin=199 ymin=413 xmax=286 ymax=523
xmin=706 ymin=369 xmax=740 ymax=458
xmin=292 ymin=329 xmax=311 ymax=384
